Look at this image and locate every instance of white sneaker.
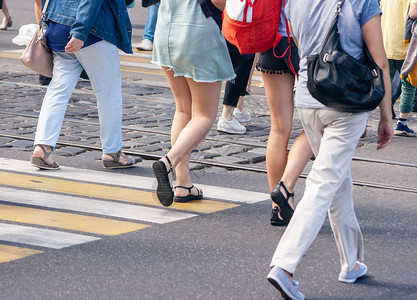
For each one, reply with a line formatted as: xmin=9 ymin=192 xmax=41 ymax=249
xmin=135 ymin=39 xmax=153 ymax=51
xmin=233 ymin=107 xmax=251 ymax=123
xmin=217 ymin=116 xmax=246 ymax=134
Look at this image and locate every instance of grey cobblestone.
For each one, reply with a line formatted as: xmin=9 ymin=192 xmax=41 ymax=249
xmin=212 ymin=156 xmax=251 ymax=165
xmin=54 ymin=146 xmax=86 ymax=157
xmin=248 ymin=148 xmax=267 ymax=156
xmin=9 ymin=140 xmax=33 ymax=148
xmin=191 ymin=151 xmax=222 ymax=160
xmin=0 ymin=137 xmax=13 ymax=146
xmin=1 ymin=66 xmax=416 ymax=174
xmin=234 ymin=151 xmax=266 ymax=164
xmin=214 ymin=145 xmax=253 ymax=156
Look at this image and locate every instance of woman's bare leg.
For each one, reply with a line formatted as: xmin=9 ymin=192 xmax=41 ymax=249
xmin=263 ymin=72 xmax=296 ymax=192
xmin=160 ymin=67 xmax=221 ymax=197
xmin=280 ymin=131 xmax=313 ymax=208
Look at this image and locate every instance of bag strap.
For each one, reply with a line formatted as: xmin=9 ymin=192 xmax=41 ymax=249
xmin=272 ymin=0 xmax=297 ymax=75
xmin=40 ymin=0 xmax=50 ymax=25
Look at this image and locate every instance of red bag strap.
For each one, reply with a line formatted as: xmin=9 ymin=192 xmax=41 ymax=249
xmin=272 ymin=0 xmax=297 ymax=75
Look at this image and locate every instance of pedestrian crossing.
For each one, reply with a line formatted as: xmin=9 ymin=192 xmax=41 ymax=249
xmin=0 ymin=158 xmax=269 ymax=264
xmin=0 ymin=48 xmax=265 ymax=264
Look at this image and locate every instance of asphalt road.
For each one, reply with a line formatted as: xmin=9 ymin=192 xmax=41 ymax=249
xmin=0 ymin=1 xmax=416 ymax=299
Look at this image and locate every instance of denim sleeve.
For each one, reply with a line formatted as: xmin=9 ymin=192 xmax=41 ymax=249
xmin=70 ymin=0 xmax=105 ymax=42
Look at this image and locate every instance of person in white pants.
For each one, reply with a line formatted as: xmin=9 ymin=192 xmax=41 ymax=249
xmin=267 ymin=0 xmax=393 ymax=299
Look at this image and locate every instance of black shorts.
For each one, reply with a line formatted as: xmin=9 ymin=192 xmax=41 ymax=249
xmin=257 ymin=37 xmax=300 ymax=75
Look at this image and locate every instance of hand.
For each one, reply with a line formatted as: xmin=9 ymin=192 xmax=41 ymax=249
xmin=376 ymin=120 xmax=393 ymax=150
xmin=65 ymin=37 xmax=84 ymax=53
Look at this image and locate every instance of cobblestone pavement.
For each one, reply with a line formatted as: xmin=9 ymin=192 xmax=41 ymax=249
xmin=0 ymin=54 xmax=416 ymax=173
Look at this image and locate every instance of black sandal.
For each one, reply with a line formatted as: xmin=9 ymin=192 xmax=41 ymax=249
xmin=270 ymin=181 xmax=294 ymax=224
xmin=152 ymin=156 xmax=174 ymax=207
xmin=174 ymin=185 xmax=203 ymax=203
xmin=270 ymin=206 xmax=287 ymax=226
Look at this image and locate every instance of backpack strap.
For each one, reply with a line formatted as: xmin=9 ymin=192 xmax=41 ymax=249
xmin=272 ymin=0 xmax=297 ymax=76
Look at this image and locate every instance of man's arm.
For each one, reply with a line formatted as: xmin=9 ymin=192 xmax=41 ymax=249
xmin=362 ymin=14 xmax=393 ymax=150
xmin=409 ymin=3 xmax=417 ymax=19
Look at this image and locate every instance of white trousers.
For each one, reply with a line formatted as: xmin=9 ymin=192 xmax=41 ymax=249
xmin=34 ymin=40 xmax=123 ymax=153
xmin=271 ymin=108 xmax=369 ymax=274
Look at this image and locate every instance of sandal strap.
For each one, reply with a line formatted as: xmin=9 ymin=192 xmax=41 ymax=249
xmin=174 ymin=185 xmax=201 ymax=196
xmin=106 ymin=150 xmax=122 ymax=162
xmin=174 ymin=185 xmax=193 ymax=192
xmin=279 ymin=181 xmax=294 ymax=199
xmin=164 ymin=155 xmax=173 ymax=174
xmin=37 ymin=144 xmax=52 ymax=160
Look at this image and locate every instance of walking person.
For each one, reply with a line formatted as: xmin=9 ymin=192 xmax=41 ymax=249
xmin=31 ymin=0 xmax=138 ymax=170
xmin=267 ymin=0 xmax=393 ymax=299
xmin=381 ymin=0 xmax=417 ymax=136
xmin=216 ymin=42 xmax=255 ymax=135
xmin=256 ymin=1 xmax=313 ymax=226
xmin=151 ymin=0 xmax=234 ymax=206
xmin=135 ymin=3 xmax=160 ymax=51
xmin=0 ymin=0 xmax=12 ymax=30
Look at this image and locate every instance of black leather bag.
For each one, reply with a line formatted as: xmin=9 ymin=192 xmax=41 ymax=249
xmin=307 ymin=0 xmax=385 ymax=113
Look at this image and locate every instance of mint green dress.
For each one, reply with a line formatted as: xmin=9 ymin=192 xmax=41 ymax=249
xmin=152 ymin=0 xmax=235 ymax=83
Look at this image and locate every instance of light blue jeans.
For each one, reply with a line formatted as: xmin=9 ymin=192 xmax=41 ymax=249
xmin=143 ymin=3 xmax=160 ymax=42
xmin=34 ymin=40 xmax=123 ymax=154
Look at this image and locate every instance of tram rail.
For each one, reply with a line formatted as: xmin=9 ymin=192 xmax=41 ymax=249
xmin=0 ymin=131 xmax=416 ymax=194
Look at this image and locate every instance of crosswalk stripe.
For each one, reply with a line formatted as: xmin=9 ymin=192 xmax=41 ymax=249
xmin=0 ymin=171 xmax=240 ymax=214
xmin=0 ymin=223 xmax=100 ymax=249
xmin=0 ymin=203 xmax=150 ymax=236
xmin=0 ymin=244 xmax=43 ymax=263
xmin=0 ymin=187 xmax=197 ymax=224
xmin=0 ymin=158 xmax=269 ymax=204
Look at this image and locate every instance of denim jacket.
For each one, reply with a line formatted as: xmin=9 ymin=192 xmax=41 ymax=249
xmin=42 ymin=0 xmax=132 ymax=53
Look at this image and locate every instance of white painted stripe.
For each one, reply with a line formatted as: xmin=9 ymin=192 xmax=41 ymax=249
xmin=0 ymin=158 xmax=269 ymax=203
xmin=0 ymin=187 xmax=196 ymax=224
xmin=120 ymin=60 xmax=162 ymax=70
xmin=0 ymin=223 xmax=100 ymax=249
xmin=119 ymin=51 xmax=153 ymax=59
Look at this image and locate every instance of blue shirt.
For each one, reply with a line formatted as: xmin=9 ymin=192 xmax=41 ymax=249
xmin=285 ymin=0 xmax=381 ymax=109
xmin=42 ymin=0 xmax=132 ymax=54
xmin=46 ymin=22 xmax=102 ymax=52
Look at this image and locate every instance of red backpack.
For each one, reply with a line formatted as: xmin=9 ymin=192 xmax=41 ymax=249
xmin=222 ymin=0 xmax=283 ymax=55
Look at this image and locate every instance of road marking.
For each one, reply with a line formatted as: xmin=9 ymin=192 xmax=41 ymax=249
xmin=0 ymin=158 xmax=269 ymax=204
xmin=0 ymin=244 xmax=43 ymax=263
xmin=0 ymin=203 xmax=150 ymax=236
xmin=0 ymin=50 xmax=263 ymax=85
xmin=0 ymin=187 xmax=197 ymax=224
xmin=0 ymin=223 xmax=100 ymax=249
xmin=0 ymin=171 xmax=239 ymax=214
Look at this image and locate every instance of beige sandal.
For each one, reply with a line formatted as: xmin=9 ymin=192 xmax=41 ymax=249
xmin=30 ymin=145 xmax=59 ymax=170
xmin=0 ymin=17 xmax=12 ymax=30
xmin=102 ymin=150 xmax=140 ymax=169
